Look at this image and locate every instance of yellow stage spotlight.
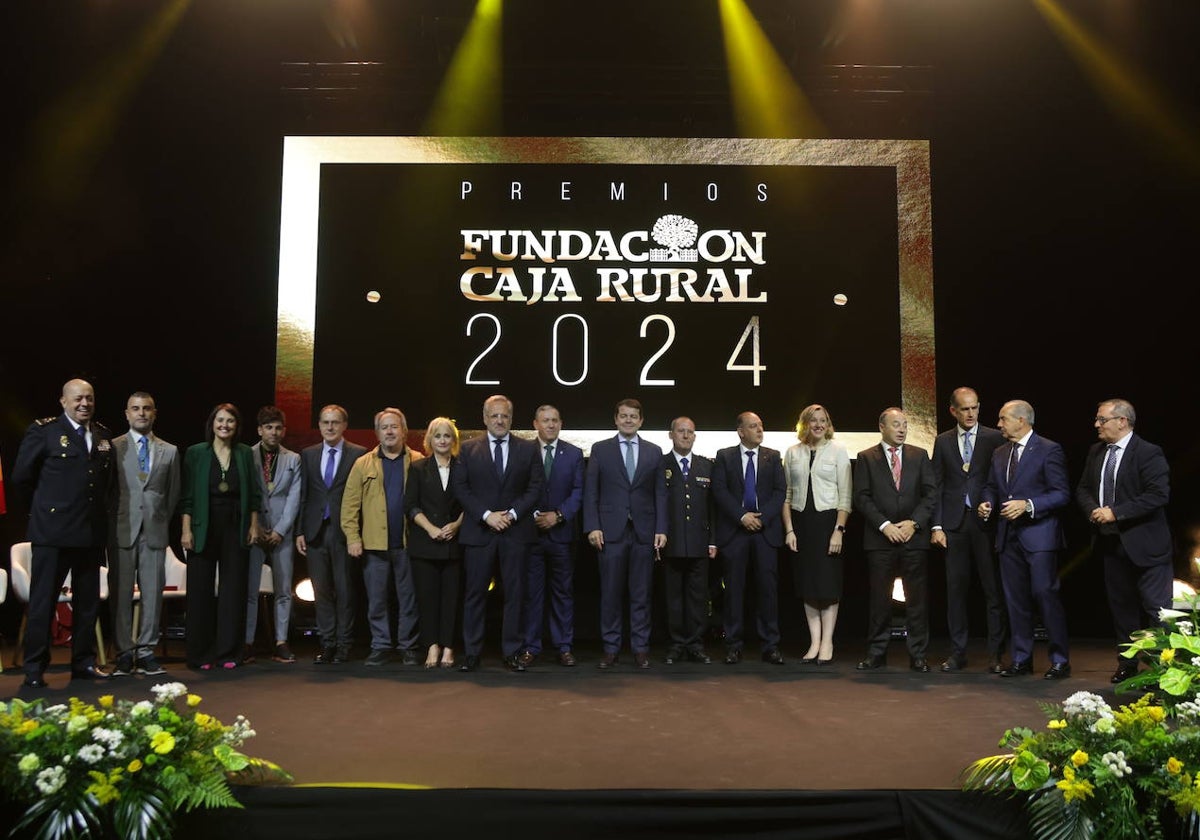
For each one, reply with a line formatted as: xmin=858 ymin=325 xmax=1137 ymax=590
xmin=718 ymin=0 xmax=823 ymax=138
xmin=425 ymin=0 xmax=503 ymax=136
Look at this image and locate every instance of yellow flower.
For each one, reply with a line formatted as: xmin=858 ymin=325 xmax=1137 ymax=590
xmin=1161 ymin=649 xmax=1177 ymax=664
xmin=1169 ymin=757 xmax=1184 ymax=775
xmin=1047 ymin=719 xmax=1067 ymax=730
xmin=150 ymin=731 xmax=176 ymax=755
xmin=1071 ymin=750 xmax=1089 ymax=768
xmin=98 ymin=695 xmax=114 ymax=709
xmin=194 ymin=713 xmax=212 ymax=727
xmin=127 ymin=759 xmax=143 ymax=773
xmin=1056 ymin=776 xmax=1095 ymax=803
xmin=1148 ymin=706 xmax=1166 ymax=723
xmin=187 ymin=694 xmax=202 ymax=707
xmin=18 ymin=720 xmax=38 ymax=735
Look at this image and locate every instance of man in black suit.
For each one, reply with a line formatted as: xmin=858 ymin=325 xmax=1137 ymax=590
xmin=930 ymin=387 xmax=1007 ymax=673
xmin=1075 ymin=398 xmax=1172 ymax=683
xmin=659 ymin=417 xmax=716 ymax=665
xmin=13 ymin=378 xmax=116 ymax=687
xmin=712 ymin=411 xmax=787 ymax=665
xmin=451 ymin=394 xmax=543 ymax=672
xmin=854 ymin=407 xmax=937 ymax=672
xmin=295 ymin=404 xmax=368 ymax=664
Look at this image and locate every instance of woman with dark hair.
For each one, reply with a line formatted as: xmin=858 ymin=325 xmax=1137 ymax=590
xmin=406 ymin=417 xmax=464 ymax=669
xmin=180 ymin=403 xmax=260 ymax=669
xmin=782 ymin=404 xmax=852 ymax=665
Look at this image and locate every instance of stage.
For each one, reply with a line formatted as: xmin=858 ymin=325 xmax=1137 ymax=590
xmin=3 ymin=636 xmax=1139 ymax=838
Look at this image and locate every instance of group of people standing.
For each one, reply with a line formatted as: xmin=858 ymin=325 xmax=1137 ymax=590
xmin=8 ymin=379 xmax=1173 ymax=688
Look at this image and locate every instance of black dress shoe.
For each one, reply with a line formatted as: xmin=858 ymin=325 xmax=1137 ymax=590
xmin=762 ymin=648 xmax=785 ymax=665
xmin=314 ymin=646 xmax=337 ymax=664
xmin=504 ymin=654 xmax=527 ymax=672
xmin=1044 ymin=662 xmax=1072 ymax=680
xmin=459 ymin=655 xmax=480 ymax=672
xmin=635 ymin=652 xmax=651 ymax=669
xmin=800 ymin=654 xmax=819 ymax=664
xmin=22 ymin=675 xmax=47 ymax=688
xmin=940 ymin=654 xmax=967 ymax=672
xmin=400 ymin=649 xmax=421 ymax=667
xmin=333 ymin=646 xmax=351 ymax=664
xmin=724 ymin=648 xmax=742 ymax=665
xmin=1111 ymin=663 xmax=1139 ymax=684
xmin=71 ymin=665 xmax=110 ymax=681
xmin=910 ymin=658 xmax=931 ymax=673
xmin=597 ymin=652 xmax=618 ymax=670
xmin=688 ymin=648 xmax=711 ymax=664
xmin=856 ymin=655 xmax=886 ymax=670
xmin=999 ymin=661 xmax=1033 ymax=677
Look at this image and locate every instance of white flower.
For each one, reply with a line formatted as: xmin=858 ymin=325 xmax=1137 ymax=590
xmin=1177 ymin=620 xmax=1195 ymax=636
xmin=34 ymin=766 xmax=66 ymax=796
xmin=66 ymin=715 xmax=91 ymax=735
xmin=91 ymin=727 xmax=124 ymax=749
xmin=150 ymin=682 xmax=188 ymax=702
xmin=43 ymin=704 xmax=68 ymax=716
xmin=1160 ymin=607 xmax=1189 ymax=622
xmin=1062 ymin=692 xmax=1113 ymax=719
xmin=131 ymin=701 xmax=154 ymax=717
xmin=78 ymin=744 xmax=105 ymax=764
xmin=1102 ymin=750 xmax=1130 ymax=778
xmin=1091 ymin=717 xmax=1116 ymax=735
xmin=17 ymin=754 xmax=40 ymax=774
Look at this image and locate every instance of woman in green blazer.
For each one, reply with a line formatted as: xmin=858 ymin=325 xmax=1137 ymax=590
xmin=180 ymin=403 xmax=260 ymax=669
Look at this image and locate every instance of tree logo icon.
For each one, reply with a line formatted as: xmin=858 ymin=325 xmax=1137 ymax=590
xmin=649 ymin=214 xmax=699 ymax=262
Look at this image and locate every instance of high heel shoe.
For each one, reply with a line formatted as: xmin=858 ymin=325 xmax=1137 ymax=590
xmin=800 ymin=649 xmax=819 ymax=664
xmin=425 ymin=644 xmax=441 ymax=669
xmin=440 ymin=648 xmax=455 ymax=670
xmin=817 ymin=643 xmax=834 ymax=665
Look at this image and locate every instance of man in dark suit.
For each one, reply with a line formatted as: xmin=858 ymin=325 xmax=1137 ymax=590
xmin=980 ymin=399 xmax=1072 ymax=680
xmin=659 ymin=416 xmax=716 ymax=664
xmin=109 ymin=391 xmax=181 ymax=677
xmin=1075 ymin=398 xmax=1172 ymax=683
xmin=712 ymin=411 xmax=787 ymax=665
xmin=930 ymin=387 xmax=1007 ymax=673
xmin=451 ymin=394 xmax=543 ymax=672
xmin=583 ymin=398 xmax=667 ymax=670
xmin=854 ymin=407 xmax=938 ymax=672
xmin=13 ymin=378 xmax=116 ymax=687
xmin=520 ymin=404 xmax=584 ymax=667
xmin=295 ymin=404 xmax=368 ymax=664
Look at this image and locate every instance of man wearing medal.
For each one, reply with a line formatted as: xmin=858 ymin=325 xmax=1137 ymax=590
xmin=13 ymin=378 xmax=117 ymax=687
xmin=930 ymin=387 xmax=1008 ymax=673
xmin=109 ymin=392 xmax=181 ymax=677
xmin=245 ymin=406 xmax=302 ymax=664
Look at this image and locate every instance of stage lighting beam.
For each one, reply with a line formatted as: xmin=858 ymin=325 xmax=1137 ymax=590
xmin=425 ymin=0 xmax=503 ymax=136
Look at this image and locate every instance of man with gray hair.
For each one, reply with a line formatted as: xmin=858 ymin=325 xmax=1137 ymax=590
xmin=980 ymin=400 xmax=1072 ymax=680
xmin=1076 ymin=399 xmax=1172 ymax=684
xmin=342 ymin=407 xmax=424 ymax=667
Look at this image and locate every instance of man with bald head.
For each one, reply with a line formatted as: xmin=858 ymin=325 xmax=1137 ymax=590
xmin=980 ymin=399 xmax=1072 ymax=680
xmin=13 ymin=379 xmax=117 ymax=687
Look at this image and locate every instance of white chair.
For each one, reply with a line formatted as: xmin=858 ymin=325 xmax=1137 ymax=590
xmin=9 ymin=542 xmax=109 ymax=667
xmin=0 ymin=567 xmax=8 ymax=673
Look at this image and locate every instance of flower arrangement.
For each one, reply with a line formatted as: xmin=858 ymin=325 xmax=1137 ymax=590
xmin=1118 ymin=598 xmax=1200 ymax=698
xmin=0 ymin=682 xmax=290 ymax=840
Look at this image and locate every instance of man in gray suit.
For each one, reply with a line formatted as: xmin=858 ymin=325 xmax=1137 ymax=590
xmin=244 ymin=406 xmax=303 ymax=664
xmin=109 ymin=392 xmax=181 ymax=676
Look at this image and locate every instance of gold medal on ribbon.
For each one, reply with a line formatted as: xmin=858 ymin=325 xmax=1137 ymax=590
xmin=218 ymin=481 xmax=230 ymax=493
xmin=267 ymin=481 xmax=275 ymax=493
xmin=962 ymin=462 xmax=970 ymax=472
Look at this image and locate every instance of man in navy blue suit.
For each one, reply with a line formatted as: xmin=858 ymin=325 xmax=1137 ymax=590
xmin=980 ymin=399 xmax=1072 ymax=680
xmin=519 ymin=405 xmax=585 ymax=667
xmin=583 ymin=398 xmax=667 ymax=670
xmin=451 ymin=395 xmax=544 ymax=673
xmin=1075 ymin=398 xmax=1172 ymax=684
xmin=712 ymin=411 xmax=787 ymax=665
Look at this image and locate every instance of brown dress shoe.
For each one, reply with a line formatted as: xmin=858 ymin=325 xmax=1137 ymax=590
xmin=518 ymin=650 xmax=536 ymax=667
xmin=558 ymin=650 xmax=577 ymax=667
xmin=597 ymin=652 xmax=618 ymax=670
xmin=635 ymin=652 xmax=651 ymax=669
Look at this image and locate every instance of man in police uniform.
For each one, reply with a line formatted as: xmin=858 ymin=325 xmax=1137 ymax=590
xmin=13 ymin=378 xmax=116 ymax=687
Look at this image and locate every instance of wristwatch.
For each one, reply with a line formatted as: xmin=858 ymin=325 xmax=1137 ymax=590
xmin=835 ymin=525 xmax=846 ymax=533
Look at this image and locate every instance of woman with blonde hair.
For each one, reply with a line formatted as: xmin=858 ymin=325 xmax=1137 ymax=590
xmin=406 ymin=417 xmax=465 ymax=669
xmin=782 ymin=404 xmax=851 ymax=664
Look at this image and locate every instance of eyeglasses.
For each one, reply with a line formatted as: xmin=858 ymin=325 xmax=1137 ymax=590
xmin=1094 ymin=416 xmax=1121 ymax=424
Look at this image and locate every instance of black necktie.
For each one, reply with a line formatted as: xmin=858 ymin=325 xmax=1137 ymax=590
xmin=1007 ymin=444 xmax=1020 ymax=484
xmin=494 ymin=438 xmax=505 ymax=479
xmin=1101 ymin=444 xmax=1119 ymax=506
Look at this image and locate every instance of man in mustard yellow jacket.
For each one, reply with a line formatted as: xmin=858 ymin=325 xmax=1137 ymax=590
xmin=341 ymin=408 xmax=424 ymax=666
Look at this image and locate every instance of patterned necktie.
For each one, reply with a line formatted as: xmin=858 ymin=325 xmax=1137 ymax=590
xmin=1007 ymin=443 xmax=1020 ymax=485
xmin=1102 ymin=444 xmax=1119 ymax=506
xmin=961 ymin=432 xmax=973 ymax=506
xmin=743 ymin=450 xmax=758 ymax=510
xmin=494 ymin=438 xmax=505 ymax=479
xmin=543 ymin=443 xmax=554 ymax=479
xmin=137 ymin=436 xmax=149 ymax=474
xmin=889 ymin=446 xmax=902 ymax=489
xmin=263 ymin=450 xmax=275 ymax=488
xmin=624 ymin=439 xmax=636 ymax=482
xmin=680 ymin=456 xmax=689 ymax=480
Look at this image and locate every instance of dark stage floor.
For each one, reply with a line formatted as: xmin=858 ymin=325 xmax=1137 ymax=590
xmin=2 ymin=636 xmax=1133 ymax=792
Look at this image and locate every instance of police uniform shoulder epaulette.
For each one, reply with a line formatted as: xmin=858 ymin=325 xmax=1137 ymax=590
xmin=34 ymin=416 xmax=57 ymax=426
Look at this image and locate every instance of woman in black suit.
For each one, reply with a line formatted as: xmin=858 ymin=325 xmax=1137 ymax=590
xmin=180 ymin=403 xmax=260 ymax=669
xmin=406 ymin=417 xmax=464 ymax=669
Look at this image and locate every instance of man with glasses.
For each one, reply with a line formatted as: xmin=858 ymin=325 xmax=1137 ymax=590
xmin=1076 ymin=399 xmax=1171 ymax=684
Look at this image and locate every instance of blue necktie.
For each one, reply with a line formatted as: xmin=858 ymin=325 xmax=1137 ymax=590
xmin=137 ymin=436 xmax=149 ymax=474
xmin=494 ymin=438 xmax=505 ymax=479
xmin=322 ymin=448 xmax=336 ymax=520
xmin=680 ymin=456 xmax=689 ymax=480
xmin=743 ymin=450 xmax=757 ymax=510
xmin=1102 ymin=444 xmax=1119 ymax=506
xmin=624 ymin=439 xmax=636 ymax=482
